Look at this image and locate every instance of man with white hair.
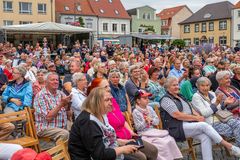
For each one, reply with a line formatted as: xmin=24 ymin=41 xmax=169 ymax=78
xmin=34 ymin=72 xmax=70 ymax=142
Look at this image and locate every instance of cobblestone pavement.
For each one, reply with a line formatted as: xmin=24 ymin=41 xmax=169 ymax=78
xmin=178 ymin=141 xmax=239 ymax=160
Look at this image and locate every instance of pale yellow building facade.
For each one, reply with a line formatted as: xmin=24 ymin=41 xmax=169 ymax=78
xmin=0 ymin=0 xmax=55 ymax=26
xmin=180 ymin=19 xmax=231 ymax=46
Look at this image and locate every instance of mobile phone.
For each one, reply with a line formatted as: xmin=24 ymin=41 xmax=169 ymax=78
xmin=126 ymin=138 xmax=144 ymax=149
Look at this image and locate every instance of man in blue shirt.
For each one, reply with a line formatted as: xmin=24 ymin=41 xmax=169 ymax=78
xmin=168 ymin=59 xmax=188 ymax=86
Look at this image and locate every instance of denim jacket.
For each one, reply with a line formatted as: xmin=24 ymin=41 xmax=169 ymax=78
xmin=110 ymin=82 xmax=127 ymax=112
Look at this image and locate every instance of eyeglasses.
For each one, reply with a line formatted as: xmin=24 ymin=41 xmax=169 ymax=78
xmin=104 ymin=97 xmax=112 ymax=102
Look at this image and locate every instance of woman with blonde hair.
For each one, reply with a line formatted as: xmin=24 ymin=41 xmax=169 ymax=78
xmin=69 ymin=87 xmax=138 ymax=160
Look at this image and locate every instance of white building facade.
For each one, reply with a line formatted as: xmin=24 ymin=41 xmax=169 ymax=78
xmin=232 ymin=6 xmax=240 ymax=46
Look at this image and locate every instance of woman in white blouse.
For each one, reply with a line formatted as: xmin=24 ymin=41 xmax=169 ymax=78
xmin=70 ymin=72 xmax=88 ymax=120
xmin=192 ymin=77 xmax=240 ymax=147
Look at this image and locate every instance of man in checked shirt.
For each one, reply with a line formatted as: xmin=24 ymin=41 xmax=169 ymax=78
xmin=34 ymin=72 xmax=71 ymax=143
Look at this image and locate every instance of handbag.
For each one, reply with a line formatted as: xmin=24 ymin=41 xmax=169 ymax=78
xmin=215 ymin=110 xmax=233 ymax=123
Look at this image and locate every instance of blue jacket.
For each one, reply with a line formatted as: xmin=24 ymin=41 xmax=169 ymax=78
xmin=2 ymin=80 xmax=33 ymax=111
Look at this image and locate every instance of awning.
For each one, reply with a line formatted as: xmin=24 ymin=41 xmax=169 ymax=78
xmin=0 ymin=22 xmax=92 ymax=34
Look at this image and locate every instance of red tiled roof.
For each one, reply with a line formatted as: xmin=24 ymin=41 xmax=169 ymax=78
xmin=157 ymin=5 xmax=186 ymax=20
xmin=88 ymin=0 xmax=131 ymax=19
xmin=55 ymin=0 xmax=95 ymax=16
xmin=235 ymin=1 xmax=240 ymax=9
xmin=55 ymin=0 xmax=131 ymax=19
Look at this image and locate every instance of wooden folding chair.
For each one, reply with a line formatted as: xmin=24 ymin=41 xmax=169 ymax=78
xmin=46 ymin=140 xmax=70 ymax=160
xmin=154 ymin=106 xmax=196 ymax=160
xmin=0 ymin=107 xmax=40 ymax=152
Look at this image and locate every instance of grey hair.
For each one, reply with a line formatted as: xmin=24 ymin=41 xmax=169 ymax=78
xmin=153 ymin=58 xmax=161 ymax=64
xmin=14 ymin=65 xmax=27 ymax=77
xmin=44 ymin=72 xmax=58 ymax=82
xmin=196 ymin=77 xmax=212 ymax=88
xmin=109 ymin=70 xmax=121 ymax=78
xmin=37 ymin=69 xmax=48 ymax=75
xmin=72 ymin=72 xmax=85 ymax=86
xmin=119 ymin=62 xmax=128 ymax=70
xmin=129 ymin=64 xmax=139 ymax=74
xmin=216 ymin=71 xmax=230 ymax=82
xmin=164 ymin=76 xmax=178 ymax=90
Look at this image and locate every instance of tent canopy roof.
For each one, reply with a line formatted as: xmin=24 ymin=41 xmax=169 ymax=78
xmin=0 ymin=22 xmax=92 ymax=34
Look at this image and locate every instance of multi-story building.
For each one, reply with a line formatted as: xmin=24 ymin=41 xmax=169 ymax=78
xmin=127 ymin=5 xmax=161 ymax=34
xmin=233 ymin=1 xmax=240 ymax=46
xmin=179 ymin=1 xmax=234 ymax=46
xmin=0 ymin=0 xmax=55 ymax=26
xmin=157 ymin=5 xmax=192 ymax=39
xmin=56 ymin=0 xmax=131 ymax=41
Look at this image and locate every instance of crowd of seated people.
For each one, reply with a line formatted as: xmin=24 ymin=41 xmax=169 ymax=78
xmin=0 ymin=39 xmax=240 ymax=160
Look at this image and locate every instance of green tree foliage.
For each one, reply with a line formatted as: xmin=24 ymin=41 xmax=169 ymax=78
xmin=78 ymin=17 xmax=85 ymax=27
xmin=172 ymin=39 xmax=185 ymax=48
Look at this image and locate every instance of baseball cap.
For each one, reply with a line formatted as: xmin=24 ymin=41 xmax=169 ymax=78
xmin=11 ymin=148 xmax=52 ymax=160
xmin=134 ymin=90 xmax=152 ymax=100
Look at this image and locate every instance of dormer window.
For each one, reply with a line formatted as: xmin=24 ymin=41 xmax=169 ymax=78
xmin=204 ymin=13 xmax=211 ymax=19
xmin=109 ymin=0 xmax=112 ymax=3
xmin=76 ymin=5 xmax=81 ymax=11
xmin=100 ymin=9 xmax=104 ymax=13
xmin=115 ymin=10 xmax=119 ymax=15
xmin=64 ymin=6 xmax=69 ymax=11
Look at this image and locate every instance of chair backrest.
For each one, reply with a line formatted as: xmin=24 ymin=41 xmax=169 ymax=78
xmin=0 ymin=107 xmax=37 ymax=138
xmin=123 ymin=111 xmax=133 ymax=130
xmin=153 ymin=105 xmax=163 ymax=129
xmin=47 ymin=140 xmax=70 ymax=160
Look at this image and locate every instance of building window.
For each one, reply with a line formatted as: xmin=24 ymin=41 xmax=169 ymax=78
xmin=219 ymin=20 xmax=227 ymax=30
xmin=64 ymin=6 xmax=69 ymax=11
xmin=19 ymin=2 xmax=32 ymax=14
xmin=38 ymin=3 xmax=46 ymax=14
xmin=238 ymin=10 xmax=240 ymax=17
xmin=121 ymin=24 xmax=126 ymax=32
xmin=238 ymin=24 xmax=240 ymax=31
xmin=112 ymin=23 xmax=117 ymax=32
xmin=138 ymin=28 xmax=144 ymax=33
xmin=184 ymin=25 xmax=190 ymax=33
xmin=194 ymin=38 xmax=199 ymax=45
xmin=209 ymin=22 xmax=214 ymax=31
xmin=114 ymin=10 xmax=119 ymax=15
xmin=219 ymin=36 xmax=227 ymax=45
xmin=3 ymin=1 xmax=12 ymax=12
xmin=201 ymin=23 xmax=206 ymax=32
xmin=184 ymin=39 xmax=191 ymax=46
xmin=76 ymin=5 xmax=81 ymax=11
xmin=147 ymin=13 xmax=151 ymax=20
xmin=209 ymin=37 xmax=214 ymax=44
xmin=3 ymin=20 xmax=13 ymax=26
xmin=19 ymin=21 xmax=32 ymax=24
xmin=161 ymin=20 xmax=167 ymax=26
xmin=194 ymin=24 xmax=199 ymax=32
xmin=100 ymin=9 xmax=104 ymax=13
xmin=103 ymin=23 xmax=108 ymax=32
xmin=143 ymin=13 xmax=146 ymax=19
xmin=86 ymin=23 xmax=92 ymax=29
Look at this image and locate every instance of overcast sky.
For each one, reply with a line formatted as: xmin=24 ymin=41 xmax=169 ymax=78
xmin=121 ymin=0 xmax=239 ymax=13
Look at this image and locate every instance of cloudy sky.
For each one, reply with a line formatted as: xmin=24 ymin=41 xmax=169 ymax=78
xmin=121 ymin=0 xmax=239 ymax=13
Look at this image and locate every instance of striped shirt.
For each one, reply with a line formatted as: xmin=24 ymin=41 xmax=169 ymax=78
xmin=160 ymin=97 xmax=192 ymax=116
xmin=33 ymin=87 xmax=67 ymax=132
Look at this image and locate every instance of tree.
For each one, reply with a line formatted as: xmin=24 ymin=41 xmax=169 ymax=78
xmin=172 ymin=39 xmax=185 ymax=48
xmin=78 ymin=17 xmax=85 ymax=27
